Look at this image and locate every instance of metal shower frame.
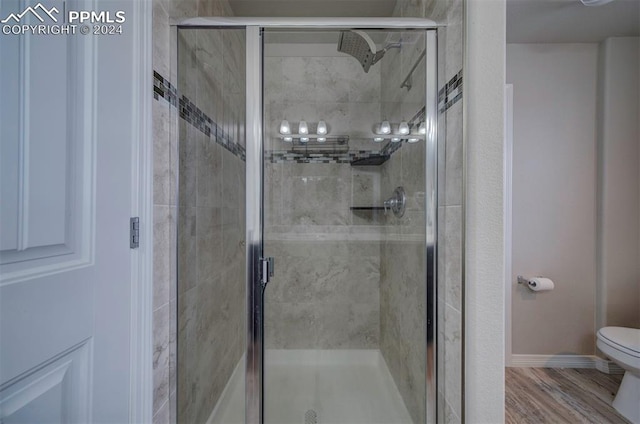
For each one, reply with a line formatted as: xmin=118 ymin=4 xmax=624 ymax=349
xmin=174 ymin=17 xmax=441 ymax=424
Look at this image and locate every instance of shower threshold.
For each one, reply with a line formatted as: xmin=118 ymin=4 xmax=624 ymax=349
xmin=208 ymin=349 xmax=413 ymax=424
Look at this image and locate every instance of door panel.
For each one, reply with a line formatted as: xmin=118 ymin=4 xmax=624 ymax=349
xmin=0 ymin=0 xmax=139 ymax=421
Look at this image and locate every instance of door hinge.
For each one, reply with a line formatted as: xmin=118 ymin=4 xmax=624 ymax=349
xmin=260 ymin=257 xmax=274 ymax=288
xmin=130 ymin=217 xmax=140 ymax=249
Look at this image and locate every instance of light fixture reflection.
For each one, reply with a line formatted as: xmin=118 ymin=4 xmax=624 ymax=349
xmin=398 ymin=120 xmax=410 ymax=135
xmin=298 ymin=120 xmax=308 ymax=135
xmin=317 ymin=137 xmax=326 ymax=142
xmin=418 ymin=121 xmax=426 ymax=135
xmin=279 ymin=120 xmax=291 ymax=135
xmin=373 ymin=137 xmax=385 ymax=143
xmin=300 ymin=137 xmax=309 ymax=143
xmin=283 ymin=136 xmax=293 ymax=142
xmin=317 ymin=120 xmax=327 ymax=135
xmin=391 ymin=137 xmax=401 ymax=143
xmin=407 ymin=137 xmax=420 ymax=143
xmin=379 ymin=120 xmax=391 ymax=135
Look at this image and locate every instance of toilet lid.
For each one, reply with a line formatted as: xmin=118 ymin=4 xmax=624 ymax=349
xmin=598 ymin=327 xmax=640 ymax=358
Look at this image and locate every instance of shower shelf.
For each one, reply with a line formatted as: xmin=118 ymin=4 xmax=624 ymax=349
xmin=350 ymin=206 xmax=386 ymax=211
xmin=350 ymin=187 xmax=406 ymax=218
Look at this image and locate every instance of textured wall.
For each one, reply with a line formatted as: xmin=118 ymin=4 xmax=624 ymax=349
xmin=507 ymin=44 xmax=599 ymax=356
xmin=465 ymin=0 xmax=506 ymax=422
xmin=597 ymin=37 xmax=640 ymax=330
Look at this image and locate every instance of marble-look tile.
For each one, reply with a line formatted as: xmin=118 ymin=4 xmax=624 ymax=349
xmin=348 ymin=102 xmax=380 ymax=140
xmin=195 ymin=206 xmax=222 ymax=285
xmin=349 ymin=59 xmax=381 ymax=103
xmin=152 ymin=399 xmax=170 ymax=424
xmin=153 ymin=304 xmax=170 ymax=416
xmin=281 ymin=164 xmax=350 ymax=226
xmin=282 ymin=57 xmax=315 ymax=102
xmin=264 ymin=57 xmax=283 ymax=103
xmin=177 ymin=29 xmax=198 ymax=103
xmin=167 ymin=0 xmax=197 ymax=19
xmin=177 ymin=206 xmax=197 ymax=294
xmin=443 ymin=303 xmax=462 ymax=419
xmin=178 ymin=122 xmax=197 ymax=207
xmin=265 ymin=162 xmax=283 ymax=226
xmin=169 ymin=298 xmax=177 ymax=396
xmin=444 ymin=205 xmax=462 ymax=311
xmin=445 ymin=100 xmax=463 ymax=206
xmin=316 ymin=301 xmax=379 ymax=348
xmin=445 ymin=0 xmax=463 ymax=81
xmin=264 ymin=301 xmax=316 ymax=349
xmin=169 ymin=206 xmax=177 ymax=301
xmin=314 ymin=102 xmax=350 ymax=137
xmin=153 ymin=100 xmax=171 ymax=206
xmin=153 ymin=205 xmax=172 ymax=310
xmin=196 ymin=134 xmax=222 ymax=208
xmin=153 ymin=0 xmax=170 ymax=82
xmin=312 ymin=57 xmax=350 ymax=103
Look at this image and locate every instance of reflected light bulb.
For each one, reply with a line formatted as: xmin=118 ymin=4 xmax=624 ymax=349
xmin=317 ymin=120 xmax=327 ymax=135
xmin=373 ymin=137 xmax=385 ymax=143
xmin=398 ymin=120 xmax=410 ymax=135
xmin=317 ymin=137 xmax=326 ymax=143
xmin=279 ymin=120 xmax=291 ymax=135
xmin=379 ymin=120 xmax=391 ymax=135
xmin=391 ymin=137 xmax=401 ymax=143
xmin=300 ymin=137 xmax=309 ymax=143
xmin=283 ymin=136 xmax=293 ymax=142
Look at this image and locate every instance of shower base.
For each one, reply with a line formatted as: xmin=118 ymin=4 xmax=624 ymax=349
xmin=209 ymin=349 xmax=413 ymax=424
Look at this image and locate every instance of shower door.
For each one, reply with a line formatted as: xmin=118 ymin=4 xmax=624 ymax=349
xmin=175 ymin=20 xmax=449 ymax=424
xmin=259 ymin=27 xmax=438 ymax=424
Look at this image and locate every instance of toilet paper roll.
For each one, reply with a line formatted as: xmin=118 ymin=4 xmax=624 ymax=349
xmin=528 ymin=277 xmax=554 ymax=292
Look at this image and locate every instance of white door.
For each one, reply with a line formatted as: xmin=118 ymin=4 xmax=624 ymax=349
xmin=0 ymin=1 xmax=143 ymax=421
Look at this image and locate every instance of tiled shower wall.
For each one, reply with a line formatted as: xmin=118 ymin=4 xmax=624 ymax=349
xmin=152 ymin=1 xmax=244 ymax=424
xmin=263 ymin=46 xmax=385 ymax=349
xmin=379 ymin=0 xmax=465 ymax=423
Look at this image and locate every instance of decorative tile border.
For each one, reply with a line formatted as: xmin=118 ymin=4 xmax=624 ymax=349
xmin=153 ymin=70 xmax=246 ymax=162
xmin=153 ymin=67 xmax=462 ymax=165
xmin=268 ymin=149 xmax=385 ymax=164
xmin=438 ymin=69 xmax=463 ymax=113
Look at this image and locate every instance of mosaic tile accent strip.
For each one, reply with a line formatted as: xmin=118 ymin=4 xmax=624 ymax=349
xmin=153 ymin=71 xmax=177 ymax=107
xmin=268 ymin=149 xmax=392 ymax=164
xmin=438 ymin=69 xmax=463 ymax=113
xmin=153 ymin=70 xmax=246 ymax=162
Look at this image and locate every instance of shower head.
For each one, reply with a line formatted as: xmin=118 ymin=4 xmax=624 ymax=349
xmin=337 ymin=30 xmax=401 ymax=73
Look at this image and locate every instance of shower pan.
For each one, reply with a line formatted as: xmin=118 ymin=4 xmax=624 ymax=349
xmin=174 ymin=17 xmax=456 ymax=424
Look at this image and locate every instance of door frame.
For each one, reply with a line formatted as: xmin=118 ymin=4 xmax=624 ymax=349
xmin=174 ymin=18 xmax=440 ymax=424
xmin=504 ymin=84 xmax=513 ymax=367
xmin=129 ymin=0 xmax=154 ymax=422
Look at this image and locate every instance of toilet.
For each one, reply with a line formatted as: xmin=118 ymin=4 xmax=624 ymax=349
xmin=597 ymin=327 xmax=640 ymax=423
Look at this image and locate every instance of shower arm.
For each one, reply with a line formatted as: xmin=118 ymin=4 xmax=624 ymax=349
xmin=400 ymin=49 xmax=426 ymax=90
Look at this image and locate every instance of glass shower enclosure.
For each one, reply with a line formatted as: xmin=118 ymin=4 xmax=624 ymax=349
xmin=175 ymin=18 xmax=454 ymax=424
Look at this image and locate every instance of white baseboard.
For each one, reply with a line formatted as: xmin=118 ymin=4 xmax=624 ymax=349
xmin=594 ymin=356 xmax=625 ymax=375
xmin=509 ymin=354 xmax=624 ymax=374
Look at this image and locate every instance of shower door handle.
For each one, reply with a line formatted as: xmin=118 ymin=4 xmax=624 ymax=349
xmin=260 ymin=257 xmax=274 ymax=288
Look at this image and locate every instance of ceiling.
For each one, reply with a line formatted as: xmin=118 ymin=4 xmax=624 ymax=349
xmin=226 ymin=0 xmax=640 ymax=44
xmin=227 ymin=0 xmax=398 ymax=17
xmin=507 ymin=0 xmax=640 ymax=43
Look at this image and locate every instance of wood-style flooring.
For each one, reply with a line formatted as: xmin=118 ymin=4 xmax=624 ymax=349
xmin=506 ymin=367 xmax=629 ymax=424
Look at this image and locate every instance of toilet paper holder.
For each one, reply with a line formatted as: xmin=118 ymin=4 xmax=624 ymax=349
xmin=517 ymin=275 xmax=536 ymax=287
